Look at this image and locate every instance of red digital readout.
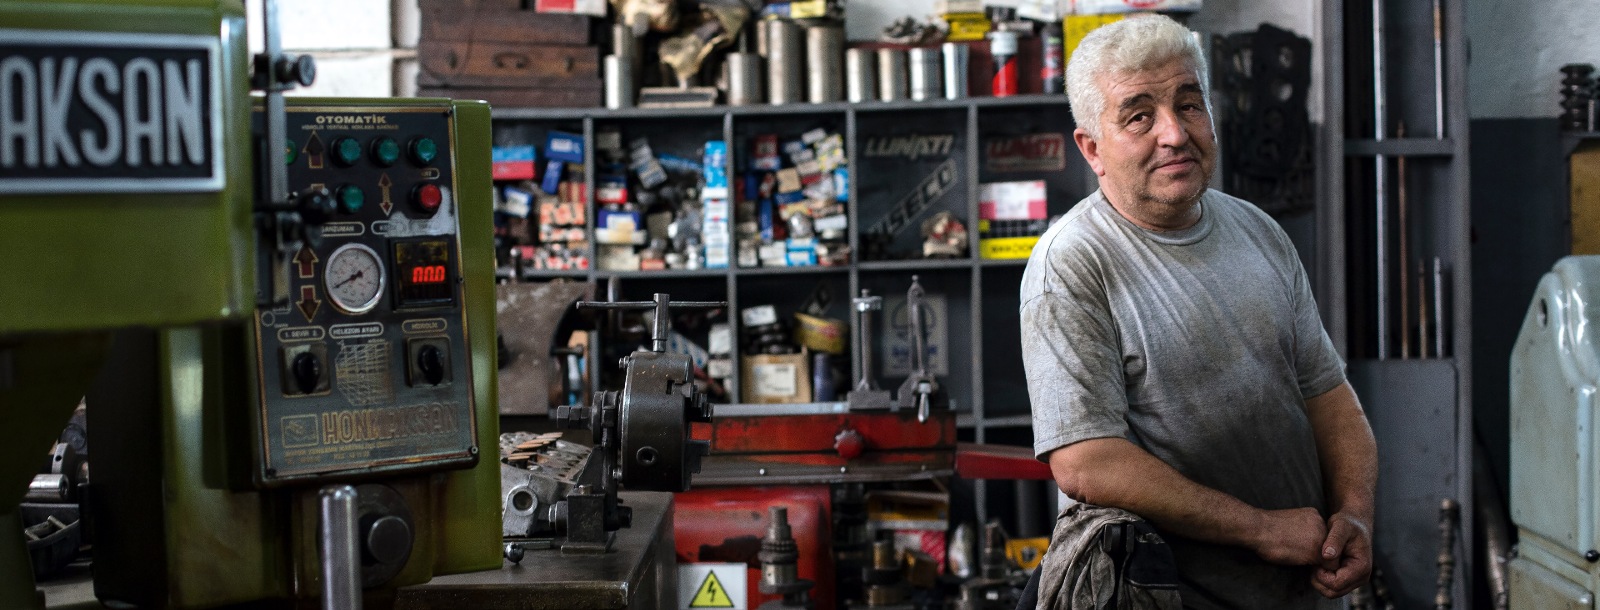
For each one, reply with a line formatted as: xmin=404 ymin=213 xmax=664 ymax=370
xmin=411 ymin=265 xmax=447 ymax=284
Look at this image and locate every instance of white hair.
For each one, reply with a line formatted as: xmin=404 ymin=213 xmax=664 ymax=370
xmin=1066 ymin=14 xmax=1211 ymax=140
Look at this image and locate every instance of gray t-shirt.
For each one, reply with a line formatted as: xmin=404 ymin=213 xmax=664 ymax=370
xmin=1020 ymin=189 xmax=1346 ymax=610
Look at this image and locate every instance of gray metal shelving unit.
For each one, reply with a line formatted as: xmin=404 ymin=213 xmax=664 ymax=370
xmin=1319 ymin=0 xmax=1472 ymax=605
xmin=494 ymin=95 xmax=1078 ymax=530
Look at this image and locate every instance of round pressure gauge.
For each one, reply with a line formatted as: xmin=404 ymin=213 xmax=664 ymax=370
xmin=324 ymin=243 xmax=386 ymax=314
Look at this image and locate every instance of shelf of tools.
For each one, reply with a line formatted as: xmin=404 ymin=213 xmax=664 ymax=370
xmin=1318 ymin=0 xmax=1472 ymax=606
xmin=486 ymin=95 xmax=1088 ymax=563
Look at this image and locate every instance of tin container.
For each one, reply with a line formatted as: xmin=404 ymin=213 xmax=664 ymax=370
xmin=805 ymin=25 xmax=844 ymax=103
xmin=766 ymin=20 xmax=804 ymax=105
xmin=942 ymin=42 xmax=969 ymax=99
xmin=845 ymin=48 xmax=877 ymax=103
xmin=876 ymin=48 xmax=908 ymax=102
xmin=604 ymin=55 xmax=632 ymax=109
xmin=726 ymin=52 xmax=763 ymax=105
xmin=908 ymin=47 xmax=942 ymax=101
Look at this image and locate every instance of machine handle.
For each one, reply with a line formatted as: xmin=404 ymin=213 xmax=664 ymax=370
xmin=319 ymin=485 xmax=362 ymax=610
xmin=579 ymin=294 xmax=727 ymax=353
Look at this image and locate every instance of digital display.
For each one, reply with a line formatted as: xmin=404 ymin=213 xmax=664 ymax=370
xmin=392 ymin=239 xmax=455 ymax=308
xmin=411 ymin=265 xmax=447 ymax=284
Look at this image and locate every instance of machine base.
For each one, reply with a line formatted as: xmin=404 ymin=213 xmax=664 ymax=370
xmin=395 ymin=492 xmax=675 ymax=610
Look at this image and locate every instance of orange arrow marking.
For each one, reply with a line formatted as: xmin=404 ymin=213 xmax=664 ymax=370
xmin=295 ymin=246 xmax=319 ymax=278
xmin=378 ymin=173 xmax=394 ymax=216
xmin=297 ymin=285 xmax=321 ymax=322
xmin=304 ymin=131 xmax=325 ymax=169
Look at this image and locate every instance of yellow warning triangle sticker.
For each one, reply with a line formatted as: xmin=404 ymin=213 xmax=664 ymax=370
xmin=688 ymin=570 xmax=737 ymax=608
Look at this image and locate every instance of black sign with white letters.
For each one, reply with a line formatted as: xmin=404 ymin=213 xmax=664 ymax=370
xmin=0 ymin=29 xmax=221 ymax=194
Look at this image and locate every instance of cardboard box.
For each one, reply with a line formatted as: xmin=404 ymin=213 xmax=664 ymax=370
xmin=979 ymin=236 xmax=1042 ymax=259
xmin=534 ymin=0 xmax=606 ymax=17
xmin=741 ymin=352 xmax=812 ymax=403
xmin=492 ymin=145 xmax=537 ymax=181
xmin=979 ymin=180 xmax=1048 ymax=220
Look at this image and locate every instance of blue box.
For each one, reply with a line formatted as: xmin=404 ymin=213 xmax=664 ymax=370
xmin=545 ymin=131 xmax=584 ymax=163
xmin=540 ymin=160 xmax=565 ymax=195
xmin=702 ymin=141 xmax=729 ymax=200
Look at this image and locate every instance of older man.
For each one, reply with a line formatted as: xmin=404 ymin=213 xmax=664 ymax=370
xmin=1020 ymin=14 xmax=1377 ymax=608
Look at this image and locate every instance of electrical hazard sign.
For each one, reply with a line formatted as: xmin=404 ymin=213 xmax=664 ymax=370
xmin=678 ymin=563 xmax=746 ymax=609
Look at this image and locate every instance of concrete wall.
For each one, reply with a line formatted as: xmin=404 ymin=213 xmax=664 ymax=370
xmin=244 ymin=0 xmax=414 ymax=97
xmin=1468 ymin=0 xmax=1600 ymax=119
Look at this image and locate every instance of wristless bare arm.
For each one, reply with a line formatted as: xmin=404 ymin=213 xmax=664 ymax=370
xmin=1047 ymin=436 xmax=1328 ymax=566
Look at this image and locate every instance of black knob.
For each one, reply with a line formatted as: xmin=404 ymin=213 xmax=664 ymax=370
xmin=275 ymin=54 xmax=317 ymax=88
xmin=364 ymin=515 xmax=412 ymax=566
xmin=1587 ymin=549 xmax=1599 ymax=563
xmin=291 ymin=352 xmax=321 ymax=394
xmin=298 ymin=187 xmax=335 ymax=223
xmin=417 ymin=346 xmax=446 ymax=386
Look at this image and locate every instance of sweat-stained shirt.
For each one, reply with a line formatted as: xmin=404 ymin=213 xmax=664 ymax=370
xmin=1020 ymin=188 xmax=1346 ymax=610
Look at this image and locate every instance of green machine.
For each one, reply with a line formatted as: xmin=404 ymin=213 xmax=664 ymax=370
xmin=0 ymin=0 xmax=501 ymax=607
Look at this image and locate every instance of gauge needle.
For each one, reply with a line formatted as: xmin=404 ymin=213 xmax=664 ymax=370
xmin=333 ymin=270 xmax=364 ymax=289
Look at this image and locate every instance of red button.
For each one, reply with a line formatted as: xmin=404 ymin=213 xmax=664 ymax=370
xmin=834 ymin=428 xmax=864 ymax=460
xmin=414 ymin=183 xmax=442 ymax=213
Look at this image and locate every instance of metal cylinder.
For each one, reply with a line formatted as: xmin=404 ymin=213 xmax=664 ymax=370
xmin=26 ymin=474 xmax=68 ymax=502
xmin=318 ymin=485 xmax=362 ymax=610
xmin=765 ymin=19 xmax=804 ymax=105
xmin=876 ymin=48 xmax=908 ymax=102
xmin=805 ymin=25 xmax=844 ymax=103
xmin=612 ymin=23 xmax=637 ymax=68
xmin=756 ymin=18 xmax=770 ymax=57
xmin=908 ymin=47 xmax=942 ymax=101
xmin=726 ymin=52 xmax=763 ymax=105
xmin=942 ymin=42 xmax=969 ymax=99
xmin=846 ymin=48 xmax=877 ymax=103
xmin=604 ymin=55 xmax=632 ymax=109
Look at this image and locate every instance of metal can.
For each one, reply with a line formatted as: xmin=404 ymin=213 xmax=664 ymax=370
xmin=876 ymin=48 xmax=908 ymax=102
xmin=604 ymin=55 xmax=633 ymax=109
xmin=908 ymin=47 xmax=942 ymax=101
xmin=1041 ymin=24 xmax=1064 ymax=94
xmin=726 ymin=52 xmax=763 ymax=105
xmin=766 ymin=20 xmax=804 ymax=105
xmin=846 ymin=48 xmax=877 ymax=103
xmin=805 ymin=25 xmax=844 ymax=103
xmin=941 ymin=42 xmax=969 ymax=99
xmin=989 ymin=31 xmax=1019 ymax=97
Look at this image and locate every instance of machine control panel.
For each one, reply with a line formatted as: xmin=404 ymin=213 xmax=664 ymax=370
xmin=253 ymin=103 xmax=476 ymax=485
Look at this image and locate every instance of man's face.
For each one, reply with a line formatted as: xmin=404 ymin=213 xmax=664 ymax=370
xmin=1075 ymin=60 xmax=1216 ymax=215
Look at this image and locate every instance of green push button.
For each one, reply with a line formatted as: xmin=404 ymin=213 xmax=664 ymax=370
xmin=372 ymin=137 xmax=400 ymax=167
xmin=333 ymin=137 xmax=362 ymax=166
xmin=337 ymin=185 xmax=365 ymax=214
xmin=285 ymin=139 xmax=297 ymax=165
xmin=410 ymin=137 xmax=438 ymax=165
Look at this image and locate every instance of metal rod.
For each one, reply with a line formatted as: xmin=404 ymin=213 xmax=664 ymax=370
xmin=1434 ymin=257 xmax=1447 ymax=357
xmin=1398 ymin=122 xmax=1409 ymax=359
xmin=318 ymin=485 xmax=361 ymax=610
xmin=852 ymin=290 xmax=881 ymax=392
xmin=25 ymin=474 xmax=69 ymax=502
xmin=1435 ymin=498 xmax=1460 ymax=610
xmin=651 ymin=293 xmax=669 ymax=352
xmin=1418 ymin=261 xmax=1430 ymax=358
xmin=1432 ymin=0 xmax=1446 ymax=139
xmin=1373 ymin=0 xmax=1390 ymax=360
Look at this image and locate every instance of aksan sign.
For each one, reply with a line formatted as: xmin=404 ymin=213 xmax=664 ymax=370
xmin=0 ymin=29 xmax=222 ymax=194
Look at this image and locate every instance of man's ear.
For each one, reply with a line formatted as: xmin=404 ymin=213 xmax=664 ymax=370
xmin=1073 ymin=127 xmax=1105 ymax=177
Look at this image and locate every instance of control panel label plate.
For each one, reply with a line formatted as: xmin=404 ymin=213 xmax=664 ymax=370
xmin=253 ymin=104 xmax=475 ymax=483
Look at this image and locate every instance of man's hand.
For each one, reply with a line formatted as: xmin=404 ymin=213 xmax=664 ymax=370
xmin=1312 ymin=512 xmax=1373 ymax=598
xmin=1251 ymin=507 xmax=1327 ymax=565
